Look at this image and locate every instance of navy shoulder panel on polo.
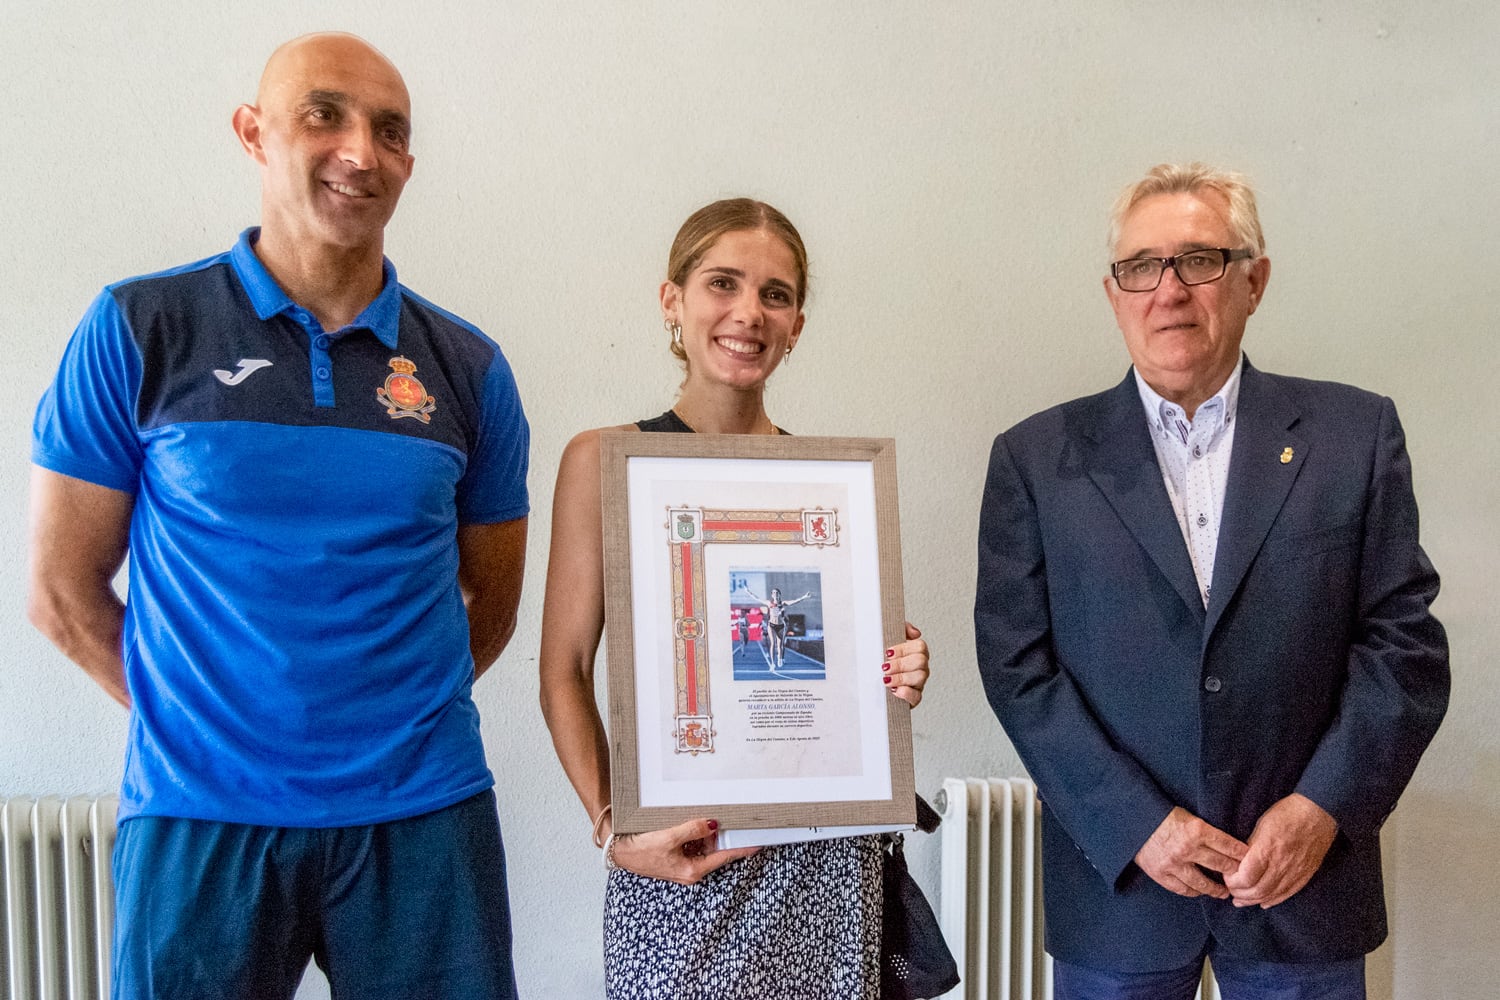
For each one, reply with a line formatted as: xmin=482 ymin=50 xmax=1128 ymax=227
xmin=116 ymin=246 xmax=493 ymax=460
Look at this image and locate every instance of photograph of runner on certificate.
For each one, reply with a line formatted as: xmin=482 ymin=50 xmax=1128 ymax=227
xmin=600 ymin=432 xmax=916 ymax=835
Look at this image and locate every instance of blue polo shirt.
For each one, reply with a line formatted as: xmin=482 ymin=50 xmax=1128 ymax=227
xmin=33 ymin=230 xmax=530 ymax=827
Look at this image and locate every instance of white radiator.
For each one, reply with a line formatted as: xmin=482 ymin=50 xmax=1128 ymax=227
xmin=936 ymin=778 xmax=1219 ymax=1000
xmin=936 ymin=778 xmax=1050 ymax=1000
xmin=1 ymin=796 xmax=117 ymax=1000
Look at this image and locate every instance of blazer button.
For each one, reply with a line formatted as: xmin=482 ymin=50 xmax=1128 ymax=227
xmin=1203 ymin=676 xmax=1223 ymax=693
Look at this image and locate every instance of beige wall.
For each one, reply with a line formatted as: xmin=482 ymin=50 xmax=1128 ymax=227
xmin=2 ymin=3 xmax=1494 ymax=996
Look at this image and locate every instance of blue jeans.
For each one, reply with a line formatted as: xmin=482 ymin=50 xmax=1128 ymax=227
xmin=112 ymin=790 xmax=517 ymax=1000
xmin=1054 ymin=953 xmax=1366 ymax=1000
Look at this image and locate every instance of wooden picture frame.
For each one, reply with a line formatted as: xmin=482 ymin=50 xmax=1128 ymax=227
xmin=600 ymin=431 xmax=916 ymax=834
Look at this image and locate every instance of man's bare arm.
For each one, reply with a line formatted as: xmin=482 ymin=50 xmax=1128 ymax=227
xmin=28 ymin=467 xmax=135 ymax=708
xmin=458 ymin=516 xmax=528 ymax=679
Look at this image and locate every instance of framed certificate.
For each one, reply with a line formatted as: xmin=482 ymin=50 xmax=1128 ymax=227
xmin=600 ymin=432 xmax=916 ymax=834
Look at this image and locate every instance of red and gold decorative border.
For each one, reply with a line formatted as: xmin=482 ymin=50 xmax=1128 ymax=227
xmin=665 ymin=506 xmax=840 ymax=754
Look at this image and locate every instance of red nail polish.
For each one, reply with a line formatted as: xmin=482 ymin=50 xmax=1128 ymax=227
xmin=882 ymin=663 xmax=890 ymax=672
xmin=885 ymin=649 xmax=895 ymax=658
xmin=708 ymin=819 xmax=719 ymax=831
xmin=883 ymin=676 xmax=891 ymax=685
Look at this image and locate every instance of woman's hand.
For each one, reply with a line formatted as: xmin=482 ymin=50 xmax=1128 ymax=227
xmin=884 ymin=621 xmax=930 ymax=708
xmin=610 ymin=818 xmax=760 ymax=886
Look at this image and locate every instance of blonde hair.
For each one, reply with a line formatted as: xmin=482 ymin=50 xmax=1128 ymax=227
xmin=665 ymin=199 xmax=809 ymax=363
xmin=1108 ymin=162 xmax=1265 ymax=259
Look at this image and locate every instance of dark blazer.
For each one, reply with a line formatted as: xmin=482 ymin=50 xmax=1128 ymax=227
xmin=974 ymin=360 xmax=1449 ymax=971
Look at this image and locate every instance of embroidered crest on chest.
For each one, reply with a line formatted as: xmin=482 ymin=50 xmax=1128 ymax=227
xmin=375 ymin=356 xmax=437 ymax=423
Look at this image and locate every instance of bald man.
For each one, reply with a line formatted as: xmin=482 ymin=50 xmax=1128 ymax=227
xmin=30 ymin=34 xmax=528 ymax=998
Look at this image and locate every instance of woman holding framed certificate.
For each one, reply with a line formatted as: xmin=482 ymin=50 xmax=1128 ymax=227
xmin=539 ymin=198 xmax=930 ymax=998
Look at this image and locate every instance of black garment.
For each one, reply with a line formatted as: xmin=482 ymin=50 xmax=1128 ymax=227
xmin=635 ymin=409 xmax=788 ymax=435
xmin=635 ymin=409 xmax=695 ymax=433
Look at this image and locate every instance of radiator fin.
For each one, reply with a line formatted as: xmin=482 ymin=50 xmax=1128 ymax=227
xmin=937 ymin=778 xmax=1219 ymax=1000
xmin=1 ymin=796 xmax=117 ymax=1000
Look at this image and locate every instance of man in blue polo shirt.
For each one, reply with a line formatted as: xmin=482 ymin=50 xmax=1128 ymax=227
xmin=28 ymin=33 xmax=528 ymax=998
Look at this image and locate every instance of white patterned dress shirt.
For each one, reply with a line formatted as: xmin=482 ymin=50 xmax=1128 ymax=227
xmin=1133 ymin=358 xmax=1243 ymax=607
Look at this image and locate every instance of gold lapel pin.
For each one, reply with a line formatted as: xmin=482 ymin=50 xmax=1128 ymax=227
xmin=1280 ymin=447 xmax=1294 ymax=464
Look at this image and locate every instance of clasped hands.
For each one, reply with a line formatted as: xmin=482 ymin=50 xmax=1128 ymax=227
xmin=1132 ymin=793 xmax=1338 ymax=909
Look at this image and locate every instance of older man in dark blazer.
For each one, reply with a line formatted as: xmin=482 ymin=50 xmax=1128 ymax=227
xmin=974 ymin=163 xmax=1448 ymax=1000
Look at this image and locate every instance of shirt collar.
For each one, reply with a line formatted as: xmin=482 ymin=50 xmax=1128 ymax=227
xmin=229 ymin=227 xmax=402 ymax=349
xmin=1133 ymin=355 xmax=1244 ymax=440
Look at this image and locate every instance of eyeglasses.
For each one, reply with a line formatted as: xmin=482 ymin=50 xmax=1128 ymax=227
xmin=1110 ymin=248 xmax=1255 ymax=292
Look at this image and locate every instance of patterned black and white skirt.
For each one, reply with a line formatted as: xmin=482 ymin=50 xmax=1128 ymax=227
xmin=603 ymin=834 xmax=884 ymax=999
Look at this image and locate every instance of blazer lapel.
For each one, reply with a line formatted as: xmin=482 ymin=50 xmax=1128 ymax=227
xmin=1204 ymin=362 xmax=1307 ymax=640
xmin=1083 ymin=372 xmax=1204 ymax=619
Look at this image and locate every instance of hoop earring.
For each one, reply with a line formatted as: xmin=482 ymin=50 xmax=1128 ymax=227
xmin=664 ymin=318 xmax=683 ymax=349
xmin=783 ymin=347 xmax=792 ymax=364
